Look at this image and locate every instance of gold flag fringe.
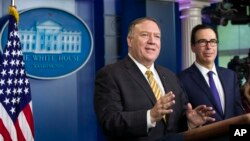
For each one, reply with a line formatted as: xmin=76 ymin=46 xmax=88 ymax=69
xmin=8 ymin=6 xmax=19 ymax=23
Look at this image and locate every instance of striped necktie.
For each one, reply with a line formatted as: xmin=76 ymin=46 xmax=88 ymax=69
xmin=145 ymin=70 xmax=161 ymax=100
xmin=146 ymin=70 xmax=168 ymax=123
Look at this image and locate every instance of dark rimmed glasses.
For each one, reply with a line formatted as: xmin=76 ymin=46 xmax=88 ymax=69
xmin=195 ymin=39 xmax=219 ymax=47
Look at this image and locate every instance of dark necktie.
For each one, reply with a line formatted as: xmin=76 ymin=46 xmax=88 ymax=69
xmin=207 ymin=71 xmax=223 ymax=115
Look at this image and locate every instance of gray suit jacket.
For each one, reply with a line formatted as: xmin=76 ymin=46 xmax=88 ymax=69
xmin=94 ymin=56 xmax=188 ymax=141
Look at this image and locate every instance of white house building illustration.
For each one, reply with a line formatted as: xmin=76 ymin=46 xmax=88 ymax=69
xmin=19 ymin=20 xmax=82 ymax=54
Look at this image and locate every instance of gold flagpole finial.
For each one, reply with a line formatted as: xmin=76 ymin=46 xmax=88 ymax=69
xmin=8 ymin=0 xmax=19 ymax=23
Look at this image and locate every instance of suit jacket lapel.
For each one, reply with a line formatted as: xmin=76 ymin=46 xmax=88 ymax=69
xmin=190 ymin=64 xmax=212 ymax=97
xmin=123 ymin=56 xmax=157 ymax=104
xmin=217 ymin=68 xmax=228 ymax=115
xmin=155 ymin=66 xmax=171 ymax=94
xmin=190 ymin=64 xmax=223 ymax=116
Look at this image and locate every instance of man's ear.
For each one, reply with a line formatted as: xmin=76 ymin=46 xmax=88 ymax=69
xmin=191 ymin=45 xmax=195 ymax=53
xmin=127 ymin=37 xmax=132 ymax=47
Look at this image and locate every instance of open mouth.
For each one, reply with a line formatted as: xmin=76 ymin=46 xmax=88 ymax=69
xmin=145 ymin=47 xmax=156 ymax=51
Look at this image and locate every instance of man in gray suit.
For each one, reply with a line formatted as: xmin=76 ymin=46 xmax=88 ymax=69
xmin=94 ymin=17 xmax=215 ymax=141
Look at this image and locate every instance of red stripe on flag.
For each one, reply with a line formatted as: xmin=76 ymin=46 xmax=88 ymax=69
xmin=0 ymin=118 xmax=12 ymax=141
xmin=23 ymin=104 xmax=35 ymax=137
xmin=14 ymin=119 xmax=26 ymax=141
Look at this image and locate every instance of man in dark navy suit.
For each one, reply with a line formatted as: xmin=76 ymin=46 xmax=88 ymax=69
xmin=94 ymin=18 xmax=216 ymax=141
xmin=179 ymin=24 xmax=244 ymax=124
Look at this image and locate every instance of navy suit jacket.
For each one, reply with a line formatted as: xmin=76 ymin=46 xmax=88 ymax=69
xmin=94 ymin=56 xmax=188 ymax=141
xmin=178 ymin=64 xmax=244 ymax=122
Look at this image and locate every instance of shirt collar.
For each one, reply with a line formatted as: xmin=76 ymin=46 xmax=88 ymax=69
xmin=128 ymin=53 xmax=155 ymax=74
xmin=194 ymin=61 xmax=218 ymax=76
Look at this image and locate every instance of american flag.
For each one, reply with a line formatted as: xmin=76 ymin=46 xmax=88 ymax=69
xmin=0 ymin=14 xmax=34 ymax=141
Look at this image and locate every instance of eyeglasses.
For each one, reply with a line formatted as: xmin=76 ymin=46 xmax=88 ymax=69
xmin=195 ymin=39 xmax=219 ymax=47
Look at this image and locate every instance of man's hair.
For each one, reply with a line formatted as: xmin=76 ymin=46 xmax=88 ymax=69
xmin=190 ymin=24 xmax=218 ymax=46
xmin=127 ymin=17 xmax=160 ymax=37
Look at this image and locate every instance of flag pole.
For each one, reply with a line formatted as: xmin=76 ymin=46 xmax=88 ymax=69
xmin=9 ymin=0 xmax=19 ymax=23
xmin=11 ymin=0 xmax=15 ymax=6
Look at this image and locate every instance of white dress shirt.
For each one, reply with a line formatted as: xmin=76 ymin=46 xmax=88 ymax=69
xmin=194 ymin=62 xmax=225 ymax=113
xmin=128 ymin=53 xmax=165 ymax=130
